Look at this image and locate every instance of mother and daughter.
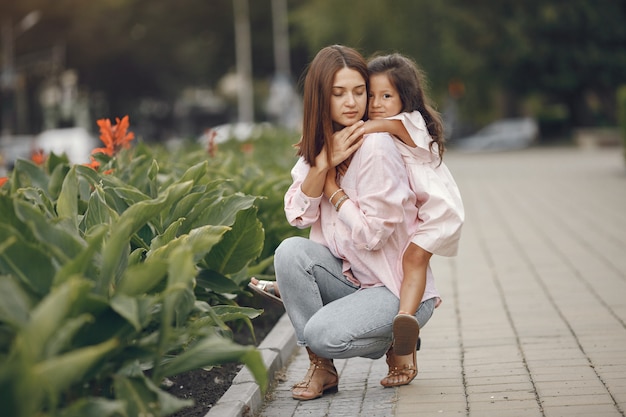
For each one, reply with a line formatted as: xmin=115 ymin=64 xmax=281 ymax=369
xmin=249 ymin=45 xmax=464 ymax=400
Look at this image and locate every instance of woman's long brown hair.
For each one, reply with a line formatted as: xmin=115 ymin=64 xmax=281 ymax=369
xmin=298 ymin=45 xmax=369 ymax=166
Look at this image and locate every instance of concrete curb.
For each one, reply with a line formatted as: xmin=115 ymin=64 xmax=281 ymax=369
xmin=205 ymin=313 xmax=297 ymax=417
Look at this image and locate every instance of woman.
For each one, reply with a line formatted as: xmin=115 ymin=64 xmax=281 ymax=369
xmin=274 ymin=45 xmax=440 ymax=401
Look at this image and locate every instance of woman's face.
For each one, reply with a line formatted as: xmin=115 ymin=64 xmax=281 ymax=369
xmin=368 ymin=73 xmax=403 ymax=119
xmin=330 ymin=67 xmax=367 ymax=127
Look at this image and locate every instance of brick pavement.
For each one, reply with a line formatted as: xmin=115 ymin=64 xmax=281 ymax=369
xmin=212 ymin=147 xmax=626 ymax=417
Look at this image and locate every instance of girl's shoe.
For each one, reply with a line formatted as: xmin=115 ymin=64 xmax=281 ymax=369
xmin=292 ymin=348 xmax=339 ymax=400
xmin=392 ymin=313 xmax=420 ymax=355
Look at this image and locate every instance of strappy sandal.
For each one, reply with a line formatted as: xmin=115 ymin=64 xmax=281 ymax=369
xmin=247 ymin=278 xmax=283 ymax=305
xmin=292 ymin=348 xmax=339 ymax=400
xmin=380 ymin=346 xmax=417 ymax=388
xmin=392 ymin=313 xmax=420 ymax=355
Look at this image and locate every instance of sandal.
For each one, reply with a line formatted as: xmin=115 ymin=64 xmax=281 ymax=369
xmin=380 ymin=346 xmax=417 ymax=388
xmin=392 ymin=313 xmax=420 ymax=355
xmin=292 ymin=348 xmax=339 ymax=400
xmin=247 ymin=278 xmax=283 ymax=305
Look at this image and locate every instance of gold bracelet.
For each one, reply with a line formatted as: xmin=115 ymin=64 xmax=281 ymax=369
xmin=328 ymin=188 xmax=344 ymax=205
xmin=334 ymin=194 xmax=349 ymax=211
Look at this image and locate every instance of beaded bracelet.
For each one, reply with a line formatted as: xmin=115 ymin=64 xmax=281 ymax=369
xmin=334 ymin=194 xmax=349 ymax=211
xmin=328 ymin=188 xmax=344 ymax=205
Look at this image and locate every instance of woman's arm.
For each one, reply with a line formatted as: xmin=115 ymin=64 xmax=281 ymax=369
xmin=364 ymin=119 xmax=416 ymax=147
xmin=335 ymin=133 xmax=416 ymax=251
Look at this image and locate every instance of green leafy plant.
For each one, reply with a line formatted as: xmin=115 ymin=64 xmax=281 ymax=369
xmin=0 ymin=118 xmax=275 ymax=417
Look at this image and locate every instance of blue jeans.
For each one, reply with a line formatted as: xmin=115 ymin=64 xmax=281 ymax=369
xmin=274 ymin=236 xmax=436 ymax=360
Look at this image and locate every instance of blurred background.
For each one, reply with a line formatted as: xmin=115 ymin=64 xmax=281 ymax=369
xmin=1 ymin=0 xmax=625 ymax=164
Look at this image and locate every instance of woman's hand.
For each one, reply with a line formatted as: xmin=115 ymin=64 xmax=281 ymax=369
xmin=330 ymin=120 xmax=365 ymax=167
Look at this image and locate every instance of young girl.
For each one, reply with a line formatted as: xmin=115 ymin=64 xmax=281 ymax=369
xmin=362 ymin=53 xmax=464 ymax=387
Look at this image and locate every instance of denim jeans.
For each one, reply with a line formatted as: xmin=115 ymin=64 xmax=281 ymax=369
xmin=274 ymin=236 xmax=436 ymax=360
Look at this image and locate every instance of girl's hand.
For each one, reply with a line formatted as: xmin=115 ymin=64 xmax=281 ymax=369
xmin=330 ymin=120 xmax=365 ymax=167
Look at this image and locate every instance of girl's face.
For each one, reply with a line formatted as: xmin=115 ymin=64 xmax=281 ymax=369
xmin=330 ymin=67 xmax=367 ymax=127
xmin=368 ymin=73 xmax=403 ymax=119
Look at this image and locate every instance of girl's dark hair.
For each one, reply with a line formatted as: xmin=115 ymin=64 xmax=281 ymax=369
xmin=298 ymin=45 xmax=369 ymax=166
xmin=368 ymin=53 xmax=445 ymax=160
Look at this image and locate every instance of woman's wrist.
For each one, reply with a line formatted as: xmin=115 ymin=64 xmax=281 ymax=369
xmin=334 ymin=194 xmax=349 ymax=211
xmin=328 ymin=188 xmax=344 ymax=205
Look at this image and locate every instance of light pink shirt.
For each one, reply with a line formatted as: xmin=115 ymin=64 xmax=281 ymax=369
xmin=284 ymin=133 xmax=439 ymax=301
xmin=389 ymin=111 xmax=465 ymax=257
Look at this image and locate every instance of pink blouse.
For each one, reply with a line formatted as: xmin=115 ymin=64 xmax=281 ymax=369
xmin=389 ymin=111 xmax=465 ymax=257
xmin=284 ymin=132 xmax=440 ymax=302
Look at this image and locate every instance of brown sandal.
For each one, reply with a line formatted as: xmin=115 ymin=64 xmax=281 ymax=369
xmin=392 ymin=313 xmax=420 ymax=355
xmin=380 ymin=346 xmax=417 ymax=387
xmin=292 ymin=348 xmax=339 ymax=400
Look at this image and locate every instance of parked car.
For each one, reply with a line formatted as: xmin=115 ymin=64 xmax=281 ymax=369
xmin=455 ymin=118 xmax=538 ymax=151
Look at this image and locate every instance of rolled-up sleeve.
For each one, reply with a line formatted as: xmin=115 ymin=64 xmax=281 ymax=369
xmin=410 ymin=162 xmax=465 ymax=256
xmin=284 ymin=158 xmax=323 ymax=228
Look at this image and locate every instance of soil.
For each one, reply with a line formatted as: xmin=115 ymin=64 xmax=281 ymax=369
xmin=167 ymin=294 xmax=285 ymax=417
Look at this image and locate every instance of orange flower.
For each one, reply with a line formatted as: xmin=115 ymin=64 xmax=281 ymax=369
xmin=92 ymin=115 xmax=135 ymax=157
xmin=0 ymin=177 xmax=7 ymax=187
xmin=84 ymin=158 xmax=100 ymax=171
xmin=31 ymin=148 xmax=47 ymax=165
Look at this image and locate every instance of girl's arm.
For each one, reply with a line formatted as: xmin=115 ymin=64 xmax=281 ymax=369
xmin=364 ymin=118 xmax=416 ymax=147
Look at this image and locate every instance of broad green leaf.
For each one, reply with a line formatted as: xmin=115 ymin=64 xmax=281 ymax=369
xmin=22 ymin=278 xmax=93 ymax=360
xmin=12 ymin=159 xmax=49 ymax=194
xmin=80 ymin=185 xmax=118 ymax=232
xmin=34 ymin=338 xmax=119 ymax=398
xmin=97 ymin=181 xmax=193 ymax=295
xmin=157 ymin=332 xmax=267 ymax=392
xmin=128 ymin=247 xmax=146 ymax=266
xmin=163 ymin=192 xmax=205 ymax=231
xmin=177 ymin=161 xmax=208 ymax=185
xmin=58 ymin=397 xmax=127 ymax=417
xmin=57 ymin=165 xmax=79 ymax=227
xmin=148 ymin=224 xmax=229 ymax=264
xmin=47 ymin=161 xmax=71 ymax=200
xmin=0 ymin=274 xmax=32 ymax=329
xmin=13 ymin=199 xmax=85 ymax=263
xmin=17 ymin=187 xmax=56 ymax=218
xmin=113 ymin=374 xmax=192 ymax=417
xmin=0 ymin=224 xmax=55 ymax=294
xmin=210 ymin=305 xmax=263 ymax=322
xmin=205 ymin=207 xmax=264 ymax=274
xmin=113 ymin=186 xmax=151 ymax=205
xmin=54 ymin=224 xmax=107 ymax=286
xmin=164 ymin=247 xmax=196 ymax=321
xmin=149 ymin=218 xmax=184 ymax=252
xmin=195 ymin=269 xmax=240 ymax=294
xmin=116 ymin=258 xmax=168 ymax=296
xmin=195 ymin=192 xmax=257 ymax=228
xmin=110 ymin=294 xmax=156 ymax=331
xmin=43 ymin=314 xmax=94 ymax=358
xmin=246 ymin=255 xmax=275 ymax=276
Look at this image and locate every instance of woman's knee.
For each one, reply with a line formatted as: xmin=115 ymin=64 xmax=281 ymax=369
xmin=303 ymin=317 xmax=344 ymax=357
xmin=275 ymin=237 xmax=308 ymax=271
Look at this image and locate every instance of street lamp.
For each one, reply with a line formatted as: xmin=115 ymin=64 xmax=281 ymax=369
xmin=1 ymin=10 xmax=42 ymax=137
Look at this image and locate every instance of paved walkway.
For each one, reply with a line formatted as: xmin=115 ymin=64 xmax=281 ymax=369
xmin=209 ymin=147 xmax=626 ymax=417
